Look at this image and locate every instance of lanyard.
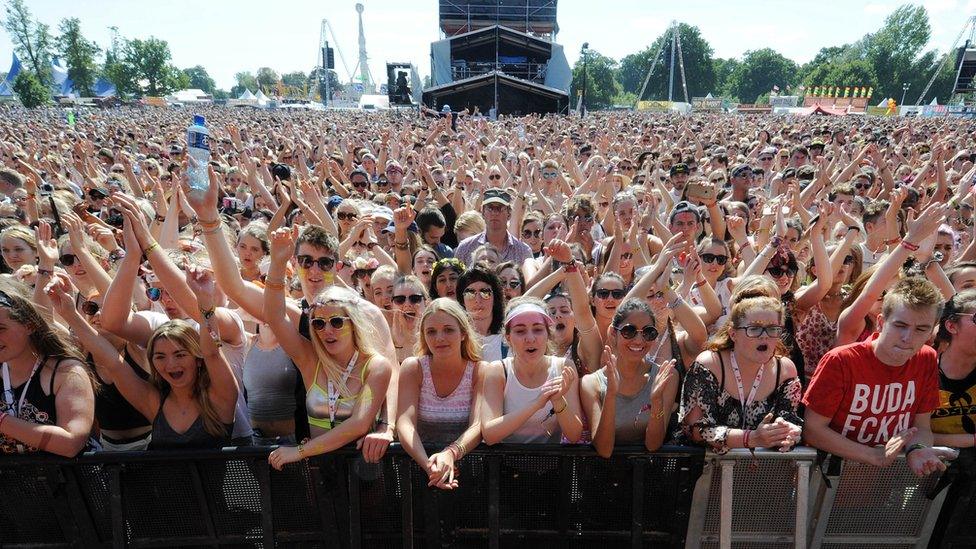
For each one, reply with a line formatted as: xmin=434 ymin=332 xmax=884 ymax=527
xmin=327 ymin=351 xmax=359 ymax=427
xmin=1 ymin=358 xmax=43 ymax=417
xmin=729 ymin=351 xmax=765 ymax=429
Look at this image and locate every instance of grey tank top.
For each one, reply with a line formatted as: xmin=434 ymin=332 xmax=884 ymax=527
xmin=595 ymin=358 xmax=659 ymax=444
xmin=243 ymin=344 xmax=298 ymax=422
xmin=148 ymin=401 xmax=231 ymax=450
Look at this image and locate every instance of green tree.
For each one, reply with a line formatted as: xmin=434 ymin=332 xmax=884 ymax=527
xmin=212 ymin=89 xmax=230 ymax=101
xmin=55 ymin=18 xmax=100 ymax=96
xmin=281 ymin=71 xmax=307 ymax=89
xmin=124 ymin=37 xmax=175 ymax=96
xmin=167 ymin=65 xmax=190 ymax=91
xmin=182 ymin=65 xmax=215 ymax=94
xmin=572 ymin=50 xmax=619 ymax=110
xmin=617 ymin=23 xmax=716 ymax=101
xmin=3 ymin=0 xmax=52 ymax=86
xmin=728 ymin=48 xmax=798 ymax=103
xmin=310 ymin=67 xmax=342 ymax=100
xmin=230 ymin=71 xmax=258 ymax=97
xmin=712 ymin=57 xmax=740 ymax=99
xmin=103 ymin=46 xmax=139 ymax=98
xmin=256 ymin=67 xmax=279 ymax=93
xmin=865 ymin=4 xmax=930 ymax=100
xmin=12 ymin=71 xmax=49 ymax=107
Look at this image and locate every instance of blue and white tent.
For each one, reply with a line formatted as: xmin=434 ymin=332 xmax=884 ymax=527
xmin=0 ymin=52 xmax=23 ymax=96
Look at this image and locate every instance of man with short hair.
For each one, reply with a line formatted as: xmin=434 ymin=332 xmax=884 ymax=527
xmin=0 ymin=168 xmax=24 ymax=199
xmin=726 ymin=163 xmax=754 ymax=203
xmin=803 ymin=277 xmax=957 ymax=476
xmin=668 ymin=201 xmax=703 ymax=241
xmin=454 ymin=189 xmax=531 ymax=266
xmin=416 ymin=207 xmax=453 ymax=258
xmin=668 ymin=163 xmax=690 ymax=201
xmin=860 ymin=201 xmax=891 ymax=269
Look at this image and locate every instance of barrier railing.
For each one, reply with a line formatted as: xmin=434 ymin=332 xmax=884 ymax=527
xmin=0 ymin=444 xmax=706 ymax=549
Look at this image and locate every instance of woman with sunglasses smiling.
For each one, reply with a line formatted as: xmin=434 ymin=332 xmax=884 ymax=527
xmin=457 ymin=267 xmax=506 ymax=361
xmin=480 ymin=296 xmax=583 ymax=444
xmin=397 ymin=298 xmax=485 ymax=490
xmin=679 ymin=296 xmax=803 ymax=453
xmin=581 ymin=298 xmax=679 ymax=457
xmin=386 ymin=276 xmax=429 ymax=364
xmin=266 ymin=276 xmax=394 ymax=470
xmin=590 ymin=273 xmax=628 ymax=342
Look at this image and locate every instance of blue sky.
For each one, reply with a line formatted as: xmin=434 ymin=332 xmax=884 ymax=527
xmin=1 ymin=0 xmax=972 ymax=90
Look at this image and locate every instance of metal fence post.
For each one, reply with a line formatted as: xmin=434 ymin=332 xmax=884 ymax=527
xmin=719 ymin=461 xmax=735 ymax=549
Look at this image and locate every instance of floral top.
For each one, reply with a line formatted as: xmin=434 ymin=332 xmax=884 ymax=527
xmin=677 ymin=353 xmax=803 ymax=454
xmin=795 ymin=303 xmax=837 ymax=378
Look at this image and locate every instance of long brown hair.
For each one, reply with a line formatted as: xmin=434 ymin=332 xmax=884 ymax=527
xmin=147 ymin=320 xmax=225 ymax=438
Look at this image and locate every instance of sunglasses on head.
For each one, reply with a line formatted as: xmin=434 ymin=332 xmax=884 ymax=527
xmin=614 ymin=323 xmax=659 ymax=341
xmin=392 ymin=294 xmax=424 ymax=305
xmin=296 ymin=255 xmax=337 ymax=271
xmin=60 ymin=254 xmax=77 ymax=267
xmin=81 ymin=300 xmax=100 ymax=316
xmin=146 ymin=287 xmax=162 ymax=301
xmin=310 ymin=315 xmax=350 ymax=331
xmin=336 ymin=211 xmax=358 ymax=221
xmin=735 ymin=325 xmax=784 ymax=338
xmin=701 ymin=253 xmax=728 ymax=265
xmin=522 ymin=229 xmax=542 ymax=239
xmin=463 ymin=287 xmax=493 ymax=299
xmin=766 ymin=266 xmax=797 ymax=278
xmin=595 ymin=288 xmax=626 ymax=300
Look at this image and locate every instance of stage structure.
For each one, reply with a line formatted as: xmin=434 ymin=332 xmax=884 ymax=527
xmin=423 ymin=1 xmax=571 ymax=115
xmin=386 ymin=62 xmax=422 ymax=106
xmin=917 ymin=15 xmax=976 ymax=103
xmin=633 ymin=20 xmax=690 ymax=109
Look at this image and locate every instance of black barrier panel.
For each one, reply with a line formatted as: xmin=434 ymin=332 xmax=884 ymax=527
xmin=0 ymin=445 xmax=703 ymax=549
xmin=929 ymin=448 xmax=976 ymax=549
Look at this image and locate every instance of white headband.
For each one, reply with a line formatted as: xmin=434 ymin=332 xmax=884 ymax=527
xmin=504 ymin=302 xmax=553 ymax=327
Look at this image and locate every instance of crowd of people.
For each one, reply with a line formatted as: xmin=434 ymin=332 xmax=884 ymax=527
xmin=0 ymin=103 xmax=972 ymax=488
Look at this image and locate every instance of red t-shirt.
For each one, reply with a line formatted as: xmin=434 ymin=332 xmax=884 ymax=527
xmin=802 ymin=335 xmax=939 ymax=445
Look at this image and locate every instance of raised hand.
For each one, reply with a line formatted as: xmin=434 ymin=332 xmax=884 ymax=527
xmin=43 ymin=273 xmax=75 ymax=315
xmin=269 ymin=226 xmax=297 ymax=265
xmin=34 ymin=221 xmax=58 ymax=268
xmin=601 ymin=345 xmax=619 ymax=396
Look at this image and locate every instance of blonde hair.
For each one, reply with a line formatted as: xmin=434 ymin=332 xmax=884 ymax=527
xmin=455 ymin=211 xmax=486 ymax=235
xmin=0 ymin=225 xmax=37 ymax=251
xmin=415 ymin=297 xmax=482 ymax=361
xmin=147 ymin=320 xmax=226 ymax=438
xmin=309 ymin=286 xmax=381 ymax=398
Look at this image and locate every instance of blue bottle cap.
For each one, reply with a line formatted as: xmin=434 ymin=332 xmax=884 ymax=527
xmin=193 ymin=114 xmax=205 ymax=126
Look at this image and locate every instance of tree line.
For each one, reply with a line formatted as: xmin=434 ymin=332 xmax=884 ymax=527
xmin=571 ymin=4 xmax=960 ymax=109
xmin=1 ymin=0 xmax=341 ymax=107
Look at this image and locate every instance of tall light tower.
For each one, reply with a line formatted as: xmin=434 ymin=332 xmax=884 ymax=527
xmin=350 ymin=3 xmax=375 ymax=92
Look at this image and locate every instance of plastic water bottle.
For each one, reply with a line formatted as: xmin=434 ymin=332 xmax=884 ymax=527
xmin=186 ymin=114 xmax=210 ymax=193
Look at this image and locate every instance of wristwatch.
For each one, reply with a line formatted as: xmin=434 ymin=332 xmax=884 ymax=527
xmin=108 ymin=249 xmax=126 ymax=263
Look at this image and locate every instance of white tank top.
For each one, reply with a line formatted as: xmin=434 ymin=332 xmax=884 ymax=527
xmin=501 ymin=356 xmax=561 ymax=443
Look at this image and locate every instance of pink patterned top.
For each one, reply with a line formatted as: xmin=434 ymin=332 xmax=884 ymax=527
xmin=417 ymin=356 xmax=475 ymax=444
xmin=794 ymin=304 xmax=837 ymax=378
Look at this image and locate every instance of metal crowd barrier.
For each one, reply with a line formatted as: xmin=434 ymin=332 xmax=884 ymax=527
xmin=0 ymin=444 xmax=705 ymax=549
xmin=685 ymin=447 xmax=970 ymax=549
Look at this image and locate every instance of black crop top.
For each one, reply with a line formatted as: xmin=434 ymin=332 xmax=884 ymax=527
xmin=92 ymin=349 xmax=153 ymax=432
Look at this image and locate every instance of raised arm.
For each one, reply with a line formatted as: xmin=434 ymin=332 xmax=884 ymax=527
xmin=263 ymin=227 xmax=317 ymax=375
xmin=188 ymin=267 xmax=239 ymax=422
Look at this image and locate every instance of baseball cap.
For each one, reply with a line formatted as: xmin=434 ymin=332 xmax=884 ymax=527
xmin=669 ymin=201 xmax=702 ymax=222
xmin=383 ymin=220 xmax=419 ymax=234
xmin=670 ymin=163 xmax=689 ymax=176
xmin=482 ymin=188 xmax=512 ymax=207
xmin=730 ymin=164 xmax=752 ymax=178
xmin=372 ymin=206 xmax=394 ymax=222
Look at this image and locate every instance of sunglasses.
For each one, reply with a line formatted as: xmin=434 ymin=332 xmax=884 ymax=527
xmin=854 ymin=182 xmax=871 ymax=190
xmin=351 ymin=180 xmax=369 ymax=188
xmin=81 ymin=300 xmax=100 ymax=315
xmin=595 ymin=288 xmax=626 ymax=300
xmin=766 ymin=266 xmax=797 ymax=279
xmin=392 ymin=294 xmax=424 ymax=305
xmin=541 ymin=172 xmax=558 ymax=179
xmin=336 ymin=212 xmax=358 ymax=221
xmin=735 ymin=325 xmax=784 ymax=338
xmin=843 ymin=255 xmax=855 ymax=265
xmin=310 ymin=315 xmax=350 ymax=331
xmin=575 ymin=214 xmax=594 ymax=223
xmin=501 ymin=280 xmax=522 ymax=289
xmin=296 ymin=255 xmax=337 ymax=271
xmin=146 ymin=287 xmax=162 ymax=301
xmin=758 ymin=156 xmax=774 ymax=161
xmin=376 ymin=180 xmax=390 ymax=188
xmin=60 ymin=254 xmax=78 ymax=267
xmin=489 ymin=174 xmax=502 ymax=180
xmin=619 ymin=165 xmax=634 ymax=172
xmin=701 ymin=253 xmax=728 ymax=265
xmin=354 ymin=241 xmax=378 ymax=251
xmin=88 ymin=190 xmax=108 ymax=200
xmin=463 ymin=288 xmax=493 ymax=299
xmin=522 ymin=229 xmax=542 ymax=239
xmin=614 ymin=324 xmax=659 ymax=341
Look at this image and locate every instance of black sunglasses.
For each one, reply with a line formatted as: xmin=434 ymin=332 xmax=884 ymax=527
xmin=310 ymin=315 xmax=349 ymax=331
xmin=614 ymin=324 xmax=659 ymax=341
xmin=502 ymin=280 xmax=522 ymax=289
xmin=336 ymin=212 xmax=358 ymax=221
xmin=60 ymin=254 xmax=77 ymax=267
xmin=701 ymin=253 xmax=728 ymax=265
xmin=735 ymin=325 xmax=784 ymax=338
xmin=81 ymin=300 xmax=100 ymax=315
xmin=351 ymin=180 xmax=369 ymax=188
xmin=843 ymin=255 xmax=855 ymax=265
xmin=766 ymin=266 xmax=797 ymax=278
xmin=296 ymin=255 xmax=337 ymax=271
xmin=88 ymin=189 xmax=108 ymax=200
xmin=595 ymin=288 xmax=626 ymax=300
xmin=392 ymin=294 xmax=424 ymax=305
xmin=522 ymin=229 xmax=542 ymax=239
